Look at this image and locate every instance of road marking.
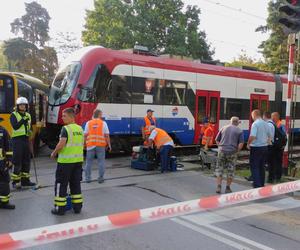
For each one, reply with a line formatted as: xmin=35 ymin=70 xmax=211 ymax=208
xmin=172 ymin=197 xmax=299 ymax=250
xmin=172 ymin=218 xmax=254 ymax=250
xmin=180 ymin=197 xmax=300 ymax=225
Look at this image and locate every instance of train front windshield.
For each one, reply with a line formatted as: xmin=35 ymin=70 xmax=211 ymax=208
xmin=49 ymin=62 xmax=81 ymax=106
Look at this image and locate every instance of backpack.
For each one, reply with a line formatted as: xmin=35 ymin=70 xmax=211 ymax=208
xmin=270 ymin=122 xmax=287 ymax=149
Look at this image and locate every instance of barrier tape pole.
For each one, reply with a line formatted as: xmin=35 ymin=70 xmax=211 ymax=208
xmin=0 ymin=180 xmax=299 ymax=250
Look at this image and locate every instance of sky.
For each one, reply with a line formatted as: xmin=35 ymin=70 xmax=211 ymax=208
xmin=0 ymin=0 xmax=270 ymax=63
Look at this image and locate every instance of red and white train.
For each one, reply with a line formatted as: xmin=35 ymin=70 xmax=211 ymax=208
xmin=43 ymin=46 xmax=300 ymax=150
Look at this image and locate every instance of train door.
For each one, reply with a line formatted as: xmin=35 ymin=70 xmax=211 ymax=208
xmin=194 ymin=90 xmax=220 ymax=144
xmin=249 ymin=94 xmax=269 ymax=128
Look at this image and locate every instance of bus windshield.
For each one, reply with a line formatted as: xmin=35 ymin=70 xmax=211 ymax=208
xmin=0 ymin=75 xmax=15 ymax=113
xmin=49 ymin=62 xmax=81 ymax=105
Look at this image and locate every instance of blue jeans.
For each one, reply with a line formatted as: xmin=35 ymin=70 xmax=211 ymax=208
xmin=85 ymin=147 xmax=106 ymax=181
xmin=250 ymin=146 xmax=268 ymax=188
xmin=160 ymin=145 xmax=173 ymax=172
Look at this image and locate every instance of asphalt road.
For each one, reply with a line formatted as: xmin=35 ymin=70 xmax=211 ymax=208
xmin=1 ymin=152 xmax=300 ymax=250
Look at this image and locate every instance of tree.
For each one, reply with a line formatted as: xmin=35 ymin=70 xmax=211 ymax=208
xmin=256 ymin=0 xmax=289 ymax=74
xmin=0 ymin=42 xmax=9 ymax=71
xmin=11 ymin=1 xmax=50 ymax=47
xmin=225 ymin=52 xmax=269 ymax=71
xmin=82 ymin=0 xmax=214 ymax=60
xmin=53 ymin=32 xmax=82 ymax=61
xmin=3 ymin=1 xmax=58 ymax=84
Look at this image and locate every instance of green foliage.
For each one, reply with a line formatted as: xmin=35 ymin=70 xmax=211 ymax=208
xmin=0 ymin=43 xmax=9 ymax=71
xmin=11 ymin=1 xmax=50 ymax=47
xmin=82 ymin=0 xmax=214 ymax=60
xmin=4 ymin=1 xmax=58 ymax=84
xmin=257 ymin=0 xmax=289 ymax=74
xmin=225 ymin=52 xmax=269 ymax=72
xmin=3 ymin=38 xmax=58 ymax=84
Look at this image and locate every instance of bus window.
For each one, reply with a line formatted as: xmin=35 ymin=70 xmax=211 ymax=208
xmin=18 ymin=79 xmax=33 ymax=103
xmin=0 ymin=76 xmax=15 ymax=113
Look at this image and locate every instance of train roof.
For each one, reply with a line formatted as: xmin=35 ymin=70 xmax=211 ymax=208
xmin=62 ymin=46 xmax=289 ymax=84
xmin=0 ymin=72 xmax=49 ymax=93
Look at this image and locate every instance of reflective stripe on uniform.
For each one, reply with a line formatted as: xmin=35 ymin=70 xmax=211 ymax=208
xmin=71 ymin=194 xmax=83 ymax=204
xmin=0 ymin=195 xmax=10 ymax=203
xmin=21 ymin=172 xmax=30 ymax=178
xmin=153 ymin=128 xmax=173 ymax=148
xmin=11 ymin=173 xmax=21 ymax=181
xmin=54 ymin=196 xmax=67 ymax=207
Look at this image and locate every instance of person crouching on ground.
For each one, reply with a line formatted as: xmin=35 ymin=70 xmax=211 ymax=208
xmin=50 ymin=108 xmax=84 ymax=215
xmin=148 ymin=126 xmax=174 ymax=173
xmin=215 ymin=117 xmax=244 ymax=194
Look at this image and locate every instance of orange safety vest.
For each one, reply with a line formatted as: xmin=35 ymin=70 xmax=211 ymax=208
xmin=201 ymin=125 xmax=214 ymax=147
xmin=86 ymin=119 xmax=107 ymax=147
xmin=153 ymin=128 xmax=173 ymax=148
xmin=143 ymin=116 xmax=156 ymax=135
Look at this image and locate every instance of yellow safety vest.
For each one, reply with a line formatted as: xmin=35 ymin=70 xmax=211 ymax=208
xmin=11 ymin=111 xmax=31 ymax=137
xmin=58 ymin=124 xmax=84 ymax=164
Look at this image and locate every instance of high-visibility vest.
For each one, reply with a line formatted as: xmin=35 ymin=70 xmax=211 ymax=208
xmin=143 ymin=116 xmax=156 ymax=135
xmin=86 ymin=119 xmax=107 ymax=147
xmin=201 ymin=125 xmax=214 ymax=146
xmin=58 ymin=124 xmax=84 ymax=164
xmin=153 ymin=128 xmax=173 ymax=148
xmin=11 ymin=111 xmax=31 ymax=137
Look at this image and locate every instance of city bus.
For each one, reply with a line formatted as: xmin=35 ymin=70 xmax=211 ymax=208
xmin=0 ymin=72 xmax=48 ymax=152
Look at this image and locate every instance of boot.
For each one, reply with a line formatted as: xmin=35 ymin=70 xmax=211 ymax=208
xmin=0 ymin=202 xmax=16 ymax=210
xmin=21 ymin=178 xmax=36 ymax=187
xmin=51 ymin=207 xmax=65 ymax=216
xmin=12 ymin=181 xmax=21 ymax=190
xmin=225 ymin=186 xmax=232 ymax=193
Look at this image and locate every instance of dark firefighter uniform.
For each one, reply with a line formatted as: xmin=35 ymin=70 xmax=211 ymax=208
xmin=0 ymin=125 xmax=15 ymax=209
xmin=10 ymin=110 xmax=35 ymax=187
xmin=52 ymin=124 xmax=84 ymax=215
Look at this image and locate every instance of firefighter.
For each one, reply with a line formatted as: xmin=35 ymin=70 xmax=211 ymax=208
xmin=10 ymin=97 xmax=35 ymax=188
xmin=148 ymin=126 xmax=174 ymax=173
xmin=0 ymin=121 xmax=15 ymax=209
xmin=142 ymin=109 xmax=156 ymax=141
xmin=50 ymin=108 xmax=84 ymax=215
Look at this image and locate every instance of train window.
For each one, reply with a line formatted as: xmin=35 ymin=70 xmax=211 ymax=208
xmin=131 ymin=77 xmax=161 ymax=104
xmin=111 ymin=75 xmax=131 ymax=103
xmin=209 ymin=97 xmax=218 ymax=123
xmin=261 ymin=99 xmax=268 ymax=113
xmin=197 ymin=96 xmax=206 ymax=123
xmin=251 ymin=99 xmax=259 ymax=110
xmin=222 ymin=98 xmax=250 ymax=120
xmin=49 ymin=62 xmax=81 ymax=105
xmin=163 ymin=80 xmax=187 ymax=105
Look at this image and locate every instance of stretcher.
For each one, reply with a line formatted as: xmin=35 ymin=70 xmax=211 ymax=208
xmin=199 ymin=148 xmax=218 ymax=170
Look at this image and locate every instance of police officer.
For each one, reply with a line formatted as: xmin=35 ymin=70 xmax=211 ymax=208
xmin=10 ymin=97 xmax=35 ymax=188
xmin=0 ymin=120 xmax=15 ymax=209
xmin=51 ymin=108 xmax=84 ymax=215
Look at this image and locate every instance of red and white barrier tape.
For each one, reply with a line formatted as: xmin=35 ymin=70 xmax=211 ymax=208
xmin=0 ymin=180 xmax=299 ymax=250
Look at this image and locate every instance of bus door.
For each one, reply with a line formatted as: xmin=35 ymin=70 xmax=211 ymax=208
xmin=249 ymin=94 xmax=269 ymax=129
xmin=194 ymin=90 xmax=220 ymax=144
